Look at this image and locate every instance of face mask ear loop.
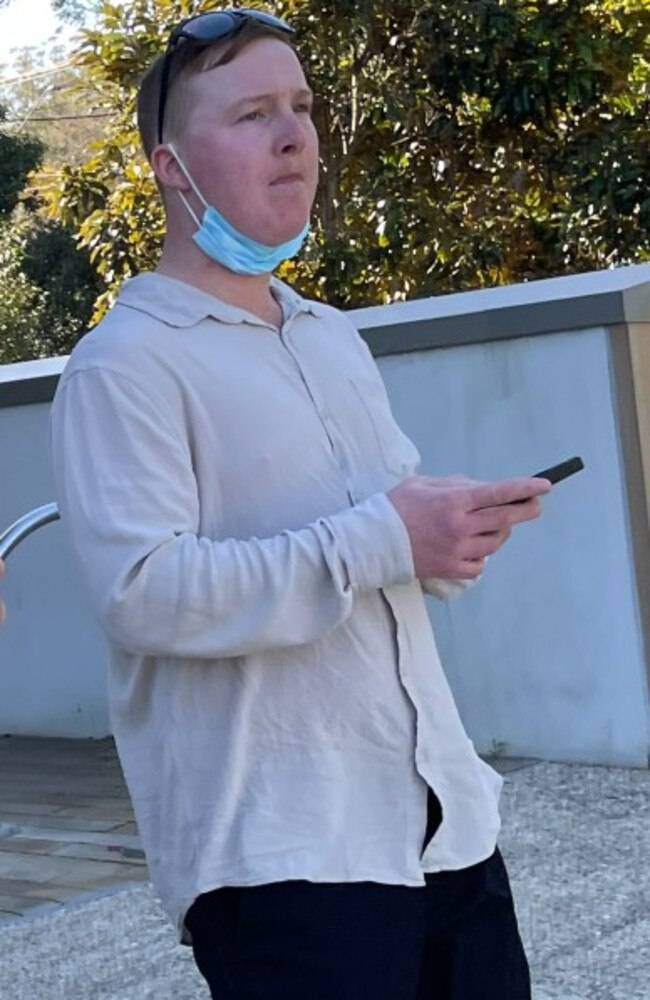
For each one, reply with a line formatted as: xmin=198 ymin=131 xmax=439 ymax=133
xmin=167 ymin=142 xmax=207 ymax=228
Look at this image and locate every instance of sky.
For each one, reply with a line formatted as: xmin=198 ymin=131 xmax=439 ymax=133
xmin=0 ymin=0 xmax=78 ymax=72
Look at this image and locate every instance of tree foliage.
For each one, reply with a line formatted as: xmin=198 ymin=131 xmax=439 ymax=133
xmin=0 ymin=106 xmax=44 ymax=216
xmin=51 ymin=0 xmax=102 ymax=25
xmin=0 ymin=222 xmax=49 ymax=363
xmin=0 ymin=213 xmax=102 ymax=363
xmin=0 ymin=0 xmax=99 ymax=20
xmin=41 ymin=0 xmax=650 ymax=319
xmin=0 ymin=45 xmax=106 ymax=169
xmin=0 ymin=38 xmax=105 ymax=364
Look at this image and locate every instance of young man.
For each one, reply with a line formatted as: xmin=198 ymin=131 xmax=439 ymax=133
xmin=47 ymin=8 xmax=551 ymax=998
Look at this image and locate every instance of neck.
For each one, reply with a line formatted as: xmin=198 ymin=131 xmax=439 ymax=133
xmin=157 ymin=236 xmax=282 ymax=328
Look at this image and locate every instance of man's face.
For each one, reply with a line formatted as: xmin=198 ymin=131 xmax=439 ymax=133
xmin=177 ymin=37 xmax=319 ymax=246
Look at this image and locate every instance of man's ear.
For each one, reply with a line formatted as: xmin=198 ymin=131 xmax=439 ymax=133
xmin=150 ymin=144 xmax=190 ymax=193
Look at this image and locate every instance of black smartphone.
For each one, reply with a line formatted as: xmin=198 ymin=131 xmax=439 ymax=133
xmin=504 ymin=456 xmax=584 ymax=505
xmin=531 ymin=456 xmax=584 ymax=484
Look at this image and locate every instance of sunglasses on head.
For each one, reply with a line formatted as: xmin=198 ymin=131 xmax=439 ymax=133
xmin=156 ymin=7 xmax=296 ymax=145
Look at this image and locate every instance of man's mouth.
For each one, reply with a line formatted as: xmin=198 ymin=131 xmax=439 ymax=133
xmin=270 ymin=174 xmax=304 ymax=185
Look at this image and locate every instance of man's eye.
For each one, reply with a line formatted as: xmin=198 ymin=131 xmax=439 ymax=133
xmin=295 ymin=104 xmax=313 ymax=115
xmin=242 ymin=110 xmax=264 ymax=121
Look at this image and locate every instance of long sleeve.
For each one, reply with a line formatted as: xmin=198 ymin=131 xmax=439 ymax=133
xmin=48 ymin=367 xmax=415 ymax=659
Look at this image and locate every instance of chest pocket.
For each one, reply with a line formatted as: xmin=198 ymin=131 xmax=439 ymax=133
xmin=348 ymin=376 xmax=421 ymax=478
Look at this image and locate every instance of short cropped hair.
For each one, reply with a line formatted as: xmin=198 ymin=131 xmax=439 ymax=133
xmin=137 ymin=21 xmax=296 ymax=161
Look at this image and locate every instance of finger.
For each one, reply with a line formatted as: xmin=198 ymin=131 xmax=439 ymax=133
xmin=462 ymin=531 xmax=509 ymax=561
xmin=0 ymin=559 xmax=4 ymax=579
xmin=470 ymin=497 xmax=541 ymax=532
xmin=454 ymin=558 xmax=486 ymax=580
xmin=464 ymin=477 xmax=552 ymax=511
xmin=469 ymin=509 xmax=514 ymax=534
xmin=478 ymin=526 xmax=511 ymax=546
xmin=443 ymin=475 xmax=478 ymax=487
xmin=421 ymin=475 xmax=477 ymax=492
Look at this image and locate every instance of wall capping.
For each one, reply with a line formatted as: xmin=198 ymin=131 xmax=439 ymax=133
xmin=0 ymin=357 xmax=68 ymax=409
xmin=351 ymin=262 xmax=650 ymax=356
xmin=3 ymin=262 xmax=650 ymax=407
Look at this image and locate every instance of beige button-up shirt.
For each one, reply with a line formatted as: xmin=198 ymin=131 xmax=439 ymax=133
xmin=48 ymin=272 xmax=503 ymax=942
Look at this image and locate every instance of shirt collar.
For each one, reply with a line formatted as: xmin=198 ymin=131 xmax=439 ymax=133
xmin=116 ymin=272 xmax=326 ymax=329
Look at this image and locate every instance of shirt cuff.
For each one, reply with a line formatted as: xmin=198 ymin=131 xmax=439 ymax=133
xmin=420 ymin=556 xmax=489 ymax=599
xmin=420 ymin=577 xmax=477 ymax=599
xmin=324 ymin=492 xmax=415 ymax=592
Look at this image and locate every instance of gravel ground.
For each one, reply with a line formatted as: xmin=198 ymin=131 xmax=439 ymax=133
xmin=0 ymin=761 xmax=648 ymax=1000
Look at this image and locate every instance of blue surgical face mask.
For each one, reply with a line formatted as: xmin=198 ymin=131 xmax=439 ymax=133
xmin=168 ymin=143 xmax=310 ymax=275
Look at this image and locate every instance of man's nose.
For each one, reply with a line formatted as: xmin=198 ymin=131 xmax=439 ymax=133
xmin=275 ymin=110 xmax=306 ymax=154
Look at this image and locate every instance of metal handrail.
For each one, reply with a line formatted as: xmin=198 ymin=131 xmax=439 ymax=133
xmin=0 ymin=504 xmax=60 ymax=561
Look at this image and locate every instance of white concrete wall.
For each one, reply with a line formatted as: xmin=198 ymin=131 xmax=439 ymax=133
xmin=377 ymin=328 xmax=650 ymax=766
xmin=0 ymin=400 xmax=110 ymax=737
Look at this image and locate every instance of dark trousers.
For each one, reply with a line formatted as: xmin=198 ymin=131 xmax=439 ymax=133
xmin=185 ymin=790 xmax=531 ymax=999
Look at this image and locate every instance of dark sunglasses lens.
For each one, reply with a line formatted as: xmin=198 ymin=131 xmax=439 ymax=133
xmin=179 ymin=8 xmax=294 ymax=43
xmin=235 ymin=8 xmax=294 ymax=32
xmin=179 ymin=11 xmax=238 ymax=42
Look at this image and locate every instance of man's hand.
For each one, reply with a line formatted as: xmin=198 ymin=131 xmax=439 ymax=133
xmin=387 ymin=475 xmax=552 ymax=581
xmin=0 ymin=558 xmax=5 ymax=625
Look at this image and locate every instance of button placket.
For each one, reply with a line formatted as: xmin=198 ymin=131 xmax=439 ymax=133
xmin=277 ymin=328 xmax=355 ymax=505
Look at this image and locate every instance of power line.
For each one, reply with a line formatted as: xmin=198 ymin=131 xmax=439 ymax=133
xmin=0 ymin=60 xmax=75 ymax=87
xmin=2 ymin=112 xmax=111 ymax=124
